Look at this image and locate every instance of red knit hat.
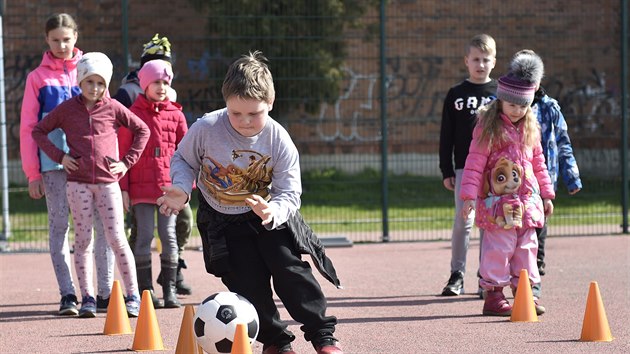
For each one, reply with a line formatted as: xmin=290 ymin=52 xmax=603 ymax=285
xmin=496 ymin=74 xmax=537 ymax=106
xmin=138 ymin=59 xmax=173 ymax=92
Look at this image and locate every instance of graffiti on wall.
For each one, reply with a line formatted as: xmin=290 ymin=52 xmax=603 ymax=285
xmin=546 ymin=69 xmax=620 ymax=134
xmin=4 ymin=53 xmax=42 ymax=158
xmin=316 ymin=56 xmax=445 ymax=142
xmin=3 ymin=47 xmax=622 ymax=159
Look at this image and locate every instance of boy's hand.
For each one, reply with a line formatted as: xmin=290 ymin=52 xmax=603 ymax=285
xmin=245 ymin=194 xmax=274 ymax=226
xmin=543 ymin=198 xmax=554 ymax=217
xmin=569 ymin=188 xmax=581 ymax=195
xmin=28 ymin=179 xmax=45 ymax=199
xmin=157 ymin=185 xmax=188 ymax=216
xmin=443 ymin=177 xmax=455 ymax=191
xmin=462 ymin=199 xmax=475 ymax=218
xmin=61 ymin=154 xmax=79 ymax=173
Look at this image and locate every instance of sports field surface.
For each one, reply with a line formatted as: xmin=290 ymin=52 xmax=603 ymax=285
xmin=1 ymin=234 xmax=628 ymax=353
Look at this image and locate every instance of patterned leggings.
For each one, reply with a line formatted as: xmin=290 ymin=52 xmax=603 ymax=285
xmin=43 ymin=170 xmax=114 ymax=298
xmin=66 ymin=181 xmax=138 ymax=299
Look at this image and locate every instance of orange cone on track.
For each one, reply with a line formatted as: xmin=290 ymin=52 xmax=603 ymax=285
xmin=580 ymin=281 xmax=613 ymax=342
xmin=103 ymin=280 xmax=133 ymax=335
xmin=175 ymin=305 xmax=203 ymax=354
xmin=131 ymin=290 xmax=165 ymax=351
xmin=510 ymin=269 xmax=538 ymax=322
xmin=230 ymin=322 xmax=252 ymax=354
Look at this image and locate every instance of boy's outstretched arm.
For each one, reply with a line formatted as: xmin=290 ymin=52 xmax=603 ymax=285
xmin=157 ymin=185 xmax=189 ymax=216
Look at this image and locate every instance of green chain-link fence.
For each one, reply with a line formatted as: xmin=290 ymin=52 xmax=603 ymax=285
xmin=1 ymin=0 xmax=628 ymax=251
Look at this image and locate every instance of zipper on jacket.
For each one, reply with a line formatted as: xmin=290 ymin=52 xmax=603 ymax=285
xmin=63 ymin=61 xmax=71 ymax=100
xmin=89 ymin=114 xmax=96 ymax=184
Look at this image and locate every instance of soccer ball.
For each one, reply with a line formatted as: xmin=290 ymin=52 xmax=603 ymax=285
xmin=193 ymin=292 xmax=260 ymax=354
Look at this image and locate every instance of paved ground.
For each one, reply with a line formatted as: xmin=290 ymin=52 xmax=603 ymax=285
xmin=1 ymin=234 xmax=629 ymax=353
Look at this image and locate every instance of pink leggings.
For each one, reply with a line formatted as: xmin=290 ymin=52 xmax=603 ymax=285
xmin=66 ymin=181 xmax=138 ymax=299
xmin=479 ymin=227 xmax=540 ymax=290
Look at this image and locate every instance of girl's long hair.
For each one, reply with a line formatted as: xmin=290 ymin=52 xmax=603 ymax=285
xmin=476 ymin=99 xmax=540 ymax=150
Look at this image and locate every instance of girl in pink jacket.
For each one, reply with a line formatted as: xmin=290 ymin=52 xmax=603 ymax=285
xmin=19 ymin=13 xmax=114 ymax=316
xmin=460 ymin=73 xmax=555 ymax=317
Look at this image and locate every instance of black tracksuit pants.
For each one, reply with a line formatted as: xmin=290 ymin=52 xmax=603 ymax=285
xmin=196 ymin=201 xmax=336 ymax=347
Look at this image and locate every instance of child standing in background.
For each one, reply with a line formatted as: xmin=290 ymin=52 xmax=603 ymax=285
xmin=19 ymin=13 xmax=114 ymax=316
xmin=119 ymin=59 xmax=188 ymax=309
xmin=460 ymin=72 xmax=555 ymax=317
xmin=114 ymin=34 xmax=193 ymax=296
xmin=157 ymin=51 xmax=343 ymax=354
xmin=32 ymin=52 xmax=150 ymax=318
xmin=438 ymin=33 xmax=497 ymax=296
xmin=508 ymin=50 xmax=582 ymax=300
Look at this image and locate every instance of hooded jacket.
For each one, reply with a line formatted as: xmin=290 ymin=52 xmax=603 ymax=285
xmin=119 ymin=94 xmax=187 ymax=205
xmin=460 ymin=113 xmax=555 ymax=230
xmin=19 ymin=48 xmax=82 ymax=182
xmin=533 ymin=89 xmax=582 ymax=192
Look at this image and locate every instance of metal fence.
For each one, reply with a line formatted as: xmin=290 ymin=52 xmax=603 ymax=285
xmin=1 ymin=0 xmax=628 ymax=251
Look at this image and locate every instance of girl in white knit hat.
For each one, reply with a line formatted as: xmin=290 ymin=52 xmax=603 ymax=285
xmin=32 ymin=52 xmax=150 ymax=318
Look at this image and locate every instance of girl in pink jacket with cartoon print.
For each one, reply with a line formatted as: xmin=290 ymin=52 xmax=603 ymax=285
xmin=460 ymin=72 xmax=555 ymax=317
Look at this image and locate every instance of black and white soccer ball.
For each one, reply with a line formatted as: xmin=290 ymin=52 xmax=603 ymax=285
xmin=193 ymin=291 xmax=260 ymax=354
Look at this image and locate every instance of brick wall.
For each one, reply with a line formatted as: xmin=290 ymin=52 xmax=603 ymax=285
xmin=3 ymin=0 xmax=625 ymax=179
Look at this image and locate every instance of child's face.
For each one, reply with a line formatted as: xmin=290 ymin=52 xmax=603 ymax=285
xmin=501 ymin=100 xmax=529 ymax=123
xmin=226 ymin=96 xmax=273 ymax=137
xmin=80 ymin=75 xmax=107 ymax=104
xmin=465 ymin=47 xmax=496 ymax=84
xmin=145 ymin=80 xmax=170 ymax=102
xmin=46 ymin=27 xmax=77 ymax=60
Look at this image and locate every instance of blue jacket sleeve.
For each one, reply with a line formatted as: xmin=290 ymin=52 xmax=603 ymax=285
xmin=554 ymin=109 xmax=583 ymax=192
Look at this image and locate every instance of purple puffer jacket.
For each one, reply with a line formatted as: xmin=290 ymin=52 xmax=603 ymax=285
xmin=460 ymin=113 xmax=555 ymax=231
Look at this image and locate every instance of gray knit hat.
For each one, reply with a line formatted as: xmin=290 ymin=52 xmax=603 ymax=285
xmin=496 ymin=74 xmax=537 ymax=106
xmin=509 ymin=49 xmax=545 ymax=84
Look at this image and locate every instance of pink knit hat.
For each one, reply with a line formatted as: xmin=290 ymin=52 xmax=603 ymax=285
xmin=496 ymin=74 xmax=537 ymax=106
xmin=138 ymin=59 xmax=173 ymax=91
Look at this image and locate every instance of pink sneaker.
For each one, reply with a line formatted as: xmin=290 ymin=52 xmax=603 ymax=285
xmin=482 ymin=287 xmax=512 ymax=316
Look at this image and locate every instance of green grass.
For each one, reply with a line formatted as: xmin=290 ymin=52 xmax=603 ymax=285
xmin=3 ymin=169 xmax=624 ymax=242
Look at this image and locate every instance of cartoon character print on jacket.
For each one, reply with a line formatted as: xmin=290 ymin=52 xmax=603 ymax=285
xmin=482 ymin=157 xmax=524 ymax=229
xmin=460 ymin=113 xmax=555 ymax=231
xmin=200 ymin=149 xmax=272 ymax=205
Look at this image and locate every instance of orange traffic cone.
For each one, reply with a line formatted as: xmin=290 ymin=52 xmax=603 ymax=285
xmin=580 ymin=281 xmax=613 ymax=342
xmin=103 ymin=280 xmax=133 ymax=335
xmin=131 ymin=290 xmax=165 ymax=351
xmin=231 ymin=322 xmax=253 ymax=354
xmin=175 ymin=305 xmax=203 ymax=354
xmin=510 ymin=269 xmax=538 ymax=322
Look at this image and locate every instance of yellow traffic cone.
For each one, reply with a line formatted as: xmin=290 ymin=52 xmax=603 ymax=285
xmin=230 ymin=322 xmax=253 ymax=354
xmin=175 ymin=305 xmax=203 ymax=354
xmin=103 ymin=280 xmax=133 ymax=335
xmin=155 ymin=237 xmax=162 ymax=254
xmin=580 ymin=281 xmax=613 ymax=342
xmin=131 ymin=290 xmax=165 ymax=351
xmin=510 ymin=269 xmax=538 ymax=322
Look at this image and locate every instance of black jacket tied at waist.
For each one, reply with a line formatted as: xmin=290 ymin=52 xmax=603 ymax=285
xmin=196 ymin=192 xmax=341 ymax=288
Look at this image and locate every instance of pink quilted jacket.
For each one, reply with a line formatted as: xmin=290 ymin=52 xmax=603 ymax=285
xmin=460 ymin=113 xmax=555 ymax=230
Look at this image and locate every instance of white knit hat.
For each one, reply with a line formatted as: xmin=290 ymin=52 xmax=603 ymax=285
xmin=77 ymin=52 xmax=113 ymax=88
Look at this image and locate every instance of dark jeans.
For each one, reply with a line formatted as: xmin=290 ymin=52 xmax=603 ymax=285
xmin=199 ymin=213 xmax=336 ymax=347
xmin=535 ymin=222 xmax=547 ymax=275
